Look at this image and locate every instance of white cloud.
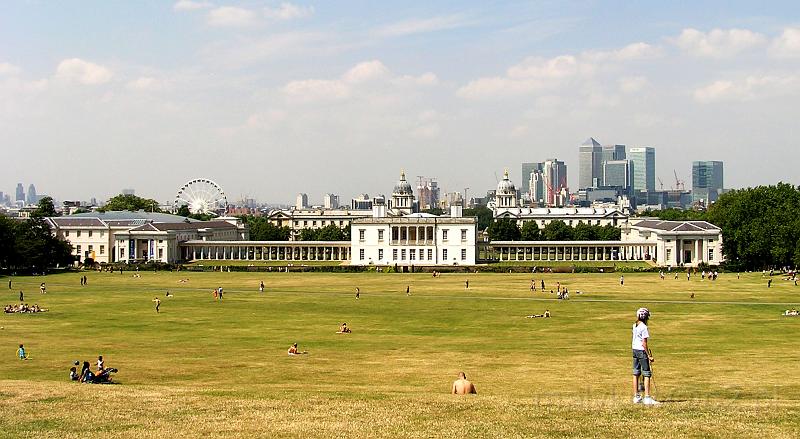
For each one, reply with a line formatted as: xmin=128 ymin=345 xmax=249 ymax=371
xmin=207 ymin=6 xmax=257 ymax=27
xmin=374 ymin=15 xmax=473 ymax=37
xmin=343 ymin=60 xmax=389 ymax=83
xmin=173 ymin=0 xmax=212 ymax=11
xmin=264 ymin=3 xmax=314 ymax=20
xmin=619 ymin=76 xmax=649 ymax=94
xmin=585 ymin=42 xmax=661 ymax=62
xmin=283 ymin=79 xmax=350 ymax=102
xmin=0 ymin=62 xmax=21 ymax=75
xmin=673 ymin=28 xmax=767 ymax=58
xmin=126 ymin=76 xmax=169 ymax=91
xmin=55 ymin=58 xmax=113 ymax=85
xmin=694 ymin=75 xmax=800 ymax=103
xmin=770 ymin=27 xmax=800 ymax=58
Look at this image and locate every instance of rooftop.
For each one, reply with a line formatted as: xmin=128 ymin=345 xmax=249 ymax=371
xmin=631 ymin=219 xmax=721 ymax=232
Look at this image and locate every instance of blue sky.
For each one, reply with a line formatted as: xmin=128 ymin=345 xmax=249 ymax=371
xmin=2 ymin=1 xmax=799 ymax=204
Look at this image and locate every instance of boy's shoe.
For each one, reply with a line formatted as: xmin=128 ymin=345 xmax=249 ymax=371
xmin=642 ymin=396 xmax=660 ymax=405
xmin=632 ymin=395 xmax=643 ymax=404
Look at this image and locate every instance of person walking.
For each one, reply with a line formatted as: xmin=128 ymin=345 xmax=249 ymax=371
xmin=355 ymin=287 xmax=360 ymax=300
xmin=18 ymin=344 xmax=28 ymax=360
xmin=19 ymin=291 xmax=23 ymax=302
xmin=259 ymin=281 xmax=265 ymax=293
xmin=465 ymin=279 xmax=469 ymax=290
xmin=406 ymin=285 xmax=410 ymax=296
xmin=152 ymin=297 xmax=161 ymax=313
xmin=631 ymin=308 xmax=659 ymax=405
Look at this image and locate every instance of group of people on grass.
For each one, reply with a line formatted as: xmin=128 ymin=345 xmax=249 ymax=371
xmin=69 ymin=356 xmax=118 ymax=384
xmin=4 ymin=303 xmax=47 ymax=313
xmin=783 ymin=309 xmax=799 ymax=316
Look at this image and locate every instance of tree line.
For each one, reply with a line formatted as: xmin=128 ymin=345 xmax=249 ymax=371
xmin=643 ymin=183 xmax=800 ymax=269
xmin=487 ymin=218 xmax=621 ymax=242
xmin=0 ymin=198 xmax=74 ymax=272
xmin=238 ymin=216 xmax=349 ymax=241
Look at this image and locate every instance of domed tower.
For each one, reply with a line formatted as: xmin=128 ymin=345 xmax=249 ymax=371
xmin=390 ymin=170 xmax=415 ymax=216
xmin=495 ymin=169 xmax=517 ymax=208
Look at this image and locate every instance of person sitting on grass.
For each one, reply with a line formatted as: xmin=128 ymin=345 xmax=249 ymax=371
xmin=451 ymin=372 xmax=477 ymax=395
xmin=337 ymin=323 xmax=352 ymax=334
xmin=288 ymin=343 xmax=308 ymax=356
xmin=526 ymin=310 xmax=550 ymax=318
xmin=80 ymin=361 xmax=94 ymax=383
xmin=69 ymin=366 xmax=79 ymax=381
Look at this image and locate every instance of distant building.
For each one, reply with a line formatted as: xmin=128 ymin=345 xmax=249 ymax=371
xmin=415 ymin=177 xmax=440 ymax=210
xmin=542 ymin=159 xmax=568 ymax=207
xmin=388 ymin=171 xmax=415 ymax=216
xmin=267 ymin=208 xmax=371 ymax=240
xmin=0 ymin=192 xmax=4 ymax=207
xmin=692 ymin=161 xmax=724 ymax=204
xmin=628 ymin=146 xmax=656 ymax=193
xmin=579 ymin=137 xmax=603 ymax=189
xmin=323 ymin=193 xmax=340 ymax=209
xmin=622 ymin=219 xmax=723 ymax=267
xmin=121 ymin=189 xmax=135 ymax=196
xmin=603 ymin=159 xmax=632 ymax=192
xmin=521 ymin=162 xmax=543 ymax=196
xmin=351 ymin=194 xmax=373 ymax=210
xmin=295 ymin=193 xmax=308 ymax=209
xmin=16 ymin=183 xmax=24 ymax=202
xmin=26 ymin=184 xmax=37 ymax=205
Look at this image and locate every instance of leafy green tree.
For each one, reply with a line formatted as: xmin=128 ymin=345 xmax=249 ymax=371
xmin=243 ymin=216 xmax=290 ymax=241
xmin=32 ymin=196 xmax=58 ymax=218
xmin=464 ymin=206 xmax=493 ymax=231
xmin=422 ymin=208 xmax=445 ymax=216
xmin=542 ymin=220 xmax=573 ymax=241
xmin=597 ymin=224 xmax=621 ymax=241
xmin=316 ymin=224 xmax=347 ymax=241
xmin=487 ymin=217 xmax=521 ymax=241
xmin=299 ymin=228 xmax=319 ymax=241
xmin=176 ymin=205 xmax=191 ymax=217
xmin=520 ymin=221 xmax=540 ymax=240
xmin=100 ymin=194 xmax=161 ymax=213
xmin=0 ymin=215 xmax=18 ymax=268
xmin=9 ymin=218 xmax=74 ymax=271
xmin=572 ymin=222 xmax=596 ymax=241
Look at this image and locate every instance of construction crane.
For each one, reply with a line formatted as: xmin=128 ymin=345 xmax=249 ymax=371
xmin=673 ymin=170 xmax=685 ymax=191
xmin=657 ymin=177 xmax=664 ymax=190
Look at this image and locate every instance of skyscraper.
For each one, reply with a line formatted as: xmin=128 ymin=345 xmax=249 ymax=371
xmin=579 ymin=138 xmax=603 ymax=189
xmin=603 ymin=160 xmax=633 ymax=192
xmin=602 ymin=144 xmax=626 ymax=163
xmin=26 ymin=184 xmax=37 ymax=205
xmin=628 ymin=147 xmax=656 ymax=193
xmin=521 ymin=162 xmax=543 ymax=195
xmin=296 ymin=193 xmax=308 ymax=209
xmin=692 ymin=161 xmax=724 ymax=203
xmin=16 ymin=183 xmax=24 ymax=202
xmin=542 ymin=159 xmax=568 ymax=207
xmin=323 ymin=193 xmax=340 ymax=209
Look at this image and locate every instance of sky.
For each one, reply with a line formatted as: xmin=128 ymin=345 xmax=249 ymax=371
xmin=2 ymin=0 xmax=799 ymax=205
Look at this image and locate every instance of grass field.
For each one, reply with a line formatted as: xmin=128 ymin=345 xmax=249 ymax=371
xmin=1 ymin=270 xmax=799 ymax=438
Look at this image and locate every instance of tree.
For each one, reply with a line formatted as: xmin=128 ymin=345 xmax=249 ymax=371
xmin=572 ymin=222 xmax=596 ymax=241
xmin=9 ymin=218 xmax=74 ymax=271
xmin=316 ymin=224 xmax=347 ymax=241
xmin=32 ymin=196 xmax=58 ymax=218
xmin=542 ymin=220 xmax=573 ymax=241
xmin=597 ymin=224 xmax=621 ymax=241
xmin=299 ymin=228 xmax=319 ymax=241
xmin=100 ymin=194 xmax=161 ymax=213
xmin=464 ymin=206 xmax=493 ymax=231
xmin=422 ymin=208 xmax=445 ymax=216
xmin=520 ymin=221 xmax=540 ymax=240
xmin=487 ymin=217 xmax=521 ymax=241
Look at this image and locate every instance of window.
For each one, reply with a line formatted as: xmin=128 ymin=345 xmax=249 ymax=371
xmin=443 ymin=229 xmax=448 ymax=240
xmin=77 ymin=230 xmax=82 ymax=237
xmin=442 ymin=249 xmax=448 ymax=260
xmin=708 ymin=249 xmax=714 ymax=261
xmin=99 ymin=245 xmax=105 ymax=255
xmin=666 ymin=249 xmax=672 ymax=261
xmin=76 ymin=245 xmax=82 ymax=255
xmin=339 ymin=221 xmax=344 ymax=226
xmin=393 ymin=249 xmax=398 ymax=260
xmin=100 ymin=231 xmax=104 ymax=237
xmin=359 ymin=229 xmax=365 ymax=241
xmin=321 ymin=221 xmax=325 ymax=226
xmin=427 ymin=249 xmax=433 ymax=260
xmin=65 ymin=230 xmax=70 ymax=237
xmin=158 ymin=240 xmax=163 ymax=244
xmin=312 ymin=221 xmax=317 ymax=226
xmin=120 ymin=247 xmax=125 ymax=257
xmin=378 ymin=230 xmax=384 ymax=241
xmin=359 ymin=249 xmax=365 ymax=260
xmin=461 ymin=229 xmax=467 ymax=241
xmin=158 ymin=248 xmax=164 ymax=259
xmin=303 ymin=221 xmax=308 ymax=226
xmin=401 ymin=249 xmax=406 ymax=260
xmin=294 ymin=221 xmax=299 ymax=226
xmin=88 ymin=230 xmax=93 ymax=238
xmin=88 ymin=245 xmax=93 ymax=253
xmin=461 ymin=249 xmax=467 ymax=260
xmin=410 ymin=249 xmax=416 ymax=260
xmin=378 ymin=249 xmax=383 ymax=260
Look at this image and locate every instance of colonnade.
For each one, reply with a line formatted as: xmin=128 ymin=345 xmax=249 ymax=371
xmin=181 ymin=241 xmax=351 ymax=262
xmin=490 ymin=242 xmax=656 ymax=262
xmin=390 ymin=225 xmax=436 ymax=245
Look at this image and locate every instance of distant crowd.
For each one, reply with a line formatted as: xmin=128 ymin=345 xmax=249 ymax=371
xmin=4 ymin=303 xmax=47 ymax=314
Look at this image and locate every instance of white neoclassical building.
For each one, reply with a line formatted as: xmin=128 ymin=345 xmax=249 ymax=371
xmin=622 ymin=219 xmax=724 ymax=267
xmin=350 ymin=206 xmax=477 ymax=266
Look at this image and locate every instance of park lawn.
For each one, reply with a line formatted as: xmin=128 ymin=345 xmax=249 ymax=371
xmin=0 ymin=271 xmax=798 ymax=438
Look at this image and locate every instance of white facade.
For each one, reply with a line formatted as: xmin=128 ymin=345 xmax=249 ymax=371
xmin=621 ymin=219 xmax=723 ymax=267
xmin=267 ymin=208 xmax=372 ymax=240
xmin=494 ymin=207 xmax=629 ymax=229
xmin=350 ymin=215 xmax=477 ymax=266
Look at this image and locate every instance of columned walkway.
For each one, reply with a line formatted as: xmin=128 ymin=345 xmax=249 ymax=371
xmin=180 ymin=241 xmax=351 ymax=262
xmin=489 ymin=241 xmax=656 ymax=262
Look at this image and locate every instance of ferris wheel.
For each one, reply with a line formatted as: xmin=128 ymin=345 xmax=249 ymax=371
xmin=174 ymin=178 xmax=228 ymax=215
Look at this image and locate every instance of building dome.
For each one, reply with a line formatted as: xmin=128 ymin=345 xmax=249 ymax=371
xmin=393 ymin=171 xmax=413 ymax=195
xmin=496 ymin=170 xmax=516 ymax=195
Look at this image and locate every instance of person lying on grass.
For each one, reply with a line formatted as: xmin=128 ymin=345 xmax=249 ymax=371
xmin=526 ymin=310 xmax=551 ymax=318
xmin=288 ymin=343 xmax=308 ymax=355
xmin=337 ymin=323 xmax=352 ymax=334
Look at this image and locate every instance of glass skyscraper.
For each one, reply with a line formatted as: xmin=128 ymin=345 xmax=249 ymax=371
xmin=628 ymin=147 xmax=656 ymax=193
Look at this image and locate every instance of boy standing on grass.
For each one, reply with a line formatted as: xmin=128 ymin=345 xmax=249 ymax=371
xmin=632 ymin=308 xmax=659 ymax=405
xmin=18 ymin=344 xmax=27 ymax=360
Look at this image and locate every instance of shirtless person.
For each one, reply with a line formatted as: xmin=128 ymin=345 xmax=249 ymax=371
xmin=288 ymin=343 xmax=308 ymax=355
xmin=451 ymin=372 xmax=477 ymax=395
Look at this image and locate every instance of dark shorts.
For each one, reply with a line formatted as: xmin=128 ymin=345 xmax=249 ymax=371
xmin=632 ymin=349 xmax=651 ymax=377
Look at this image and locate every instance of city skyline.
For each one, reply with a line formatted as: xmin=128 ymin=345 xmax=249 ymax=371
xmin=2 ymin=1 xmax=799 ymax=203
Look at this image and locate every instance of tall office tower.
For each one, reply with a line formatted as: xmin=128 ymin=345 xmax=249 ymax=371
xmin=542 ymin=159 xmax=568 ymax=206
xmin=579 ymin=138 xmax=603 ymax=189
xmin=603 ymin=160 xmax=633 ymax=192
xmin=692 ymin=161 xmax=724 ymax=203
xmin=0 ymin=191 xmax=4 ymax=206
xmin=16 ymin=183 xmax=24 ymax=202
xmin=26 ymin=184 xmax=37 ymax=205
xmin=628 ymin=146 xmax=656 ymax=193
xmin=121 ymin=188 xmax=136 ymax=196
xmin=521 ymin=162 xmax=542 ymax=195
xmin=415 ymin=177 xmax=440 ymax=210
xmin=529 ymin=170 xmax=544 ymax=205
xmin=295 ymin=193 xmax=308 ymax=209
xmin=323 ymin=193 xmax=340 ymax=209
xmin=602 ymin=144 xmax=626 ymax=162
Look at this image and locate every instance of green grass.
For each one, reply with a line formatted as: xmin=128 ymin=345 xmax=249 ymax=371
xmin=0 ymin=271 xmax=799 ymax=438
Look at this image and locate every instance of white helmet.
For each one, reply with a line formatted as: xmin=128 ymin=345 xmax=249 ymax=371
xmin=637 ymin=308 xmax=650 ymax=320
